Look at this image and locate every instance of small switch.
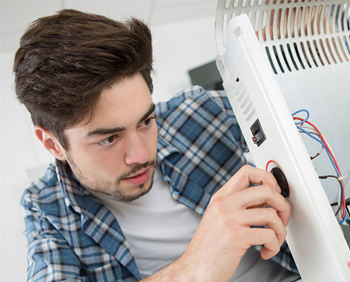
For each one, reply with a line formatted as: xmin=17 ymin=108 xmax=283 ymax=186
xmin=250 ymin=122 xmax=260 ymax=136
xmin=252 ymin=131 xmax=265 ymax=144
xmin=250 ymin=119 xmax=266 ymax=147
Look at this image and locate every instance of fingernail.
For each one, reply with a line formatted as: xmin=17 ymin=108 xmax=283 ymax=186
xmin=276 ymin=185 xmax=282 ymax=193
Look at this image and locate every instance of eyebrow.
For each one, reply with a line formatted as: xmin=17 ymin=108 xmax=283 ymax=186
xmin=85 ymin=103 xmax=156 ymax=138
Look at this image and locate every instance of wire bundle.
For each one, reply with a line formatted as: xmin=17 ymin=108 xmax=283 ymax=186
xmin=292 ymin=109 xmax=348 ymax=226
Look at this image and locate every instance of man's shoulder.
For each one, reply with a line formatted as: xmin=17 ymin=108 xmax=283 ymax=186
xmin=155 ymin=85 xmax=233 ymax=118
xmin=20 ymin=162 xmax=62 ymax=208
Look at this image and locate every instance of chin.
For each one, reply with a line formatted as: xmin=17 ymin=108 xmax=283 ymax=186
xmin=116 ymin=185 xmax=151 ymax=202
xmin=115 ymin=174 xmax=154 ymax=202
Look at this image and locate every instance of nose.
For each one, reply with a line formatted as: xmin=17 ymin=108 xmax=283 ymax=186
xmin=124 ymin=133 xmax=150 ymax=165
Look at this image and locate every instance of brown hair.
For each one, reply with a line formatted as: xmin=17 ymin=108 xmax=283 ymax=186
xmin=13 ymin=9 xmax=153 ymax=150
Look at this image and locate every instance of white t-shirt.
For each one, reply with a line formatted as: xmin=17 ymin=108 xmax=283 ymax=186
xmin=88 ymin=165 xmax=202 ymax=278
xmin=89 ymin=166 xmax=299 ymax=281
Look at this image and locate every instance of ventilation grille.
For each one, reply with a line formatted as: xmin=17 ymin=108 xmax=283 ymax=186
xmin=217 ymin=0 xmax=350 ymax=74
xmin=231 ymin=77 xmax=257 ymax=122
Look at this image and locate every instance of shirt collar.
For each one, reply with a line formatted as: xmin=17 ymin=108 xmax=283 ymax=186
xmin=55 ymin=159 xmax=141 ymax=279
xmin=55 ymin=159 xmax=90 ymax=214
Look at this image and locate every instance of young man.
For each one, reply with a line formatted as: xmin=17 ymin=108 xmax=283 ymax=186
xmin=15 ymin=9 xmax=299 ymax=282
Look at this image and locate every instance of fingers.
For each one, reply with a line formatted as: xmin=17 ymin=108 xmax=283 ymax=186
xmin=213 ymin=165 xmax=281 ymax=200
xmin=223 ymin=208 xmax=288 ymax=261
xmin=210 ymin=184 xmax=291 ymax=226
xmin=248 ymin=228 xmax=282 ymax=260
xmin=232 ymin=227 xmax=282 ymax=260
xmin=231 ymin=208 xmax=287 ymax=247
xmin=198 ymin=164 xmax=292 ymax=273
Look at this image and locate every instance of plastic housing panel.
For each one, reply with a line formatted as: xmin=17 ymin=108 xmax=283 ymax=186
xmin=216 ymin=14 xmax=350 ymax=281
xmin=215 ymin=0 xmax=350 ymax=213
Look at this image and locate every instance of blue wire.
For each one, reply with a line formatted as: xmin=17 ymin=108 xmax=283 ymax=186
xmin=293 ymin=109 xmax=347 ymax=224
xmin=297 ymin=125 xmax=346 ymax=224
xmin=297 ymin=126 xmax=346 ymax=225
xmin=297 ymin=126 xmax=340 ymax=177
xmin=292 ymin=109 xmax=310 ymax=125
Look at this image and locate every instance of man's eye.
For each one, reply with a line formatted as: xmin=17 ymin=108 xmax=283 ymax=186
xmin=141 ymin=117 xmax=155 ymax=127
xmin=97 ymin=135 xmax=117 ymax=146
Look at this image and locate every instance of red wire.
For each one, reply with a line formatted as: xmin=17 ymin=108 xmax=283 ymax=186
xmin=293 ymin=117 xmax=341 ymax=173
xmin=293 ymin=116 xmax=346 ymax=218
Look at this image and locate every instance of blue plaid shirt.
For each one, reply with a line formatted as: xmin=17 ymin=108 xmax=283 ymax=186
xmin=21 ymin=86 xmax=298 ymax=281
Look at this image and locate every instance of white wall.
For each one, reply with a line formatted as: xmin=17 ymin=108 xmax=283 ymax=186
xmin=0 ymin=8 xmax=217 ymax=282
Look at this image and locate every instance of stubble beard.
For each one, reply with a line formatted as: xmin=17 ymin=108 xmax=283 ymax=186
xmin=66 ymin=153 xmax=156 ymax=202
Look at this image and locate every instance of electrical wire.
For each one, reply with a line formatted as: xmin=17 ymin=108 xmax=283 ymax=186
xmin=292 ymin=109 xmax=310 ymax=125
xmin=320 ymin=175 xmax=343 ymax=216
xmin=292 ymin=110 xmax=347 ymax=225
xmin=330 ymin=196 xmax=349 ymax=217
xmin=293 ymin=118 xmax=344 ymax=194
xmin=298 ymin=125 xmax=325 ymax=160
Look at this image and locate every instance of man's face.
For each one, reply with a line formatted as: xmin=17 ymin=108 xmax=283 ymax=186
xmin=62 ymin=73 xmax=158 ymax=202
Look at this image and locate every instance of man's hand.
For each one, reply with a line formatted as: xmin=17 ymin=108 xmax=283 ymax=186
xmin=143 ymin=165 xmax=291 ymax=282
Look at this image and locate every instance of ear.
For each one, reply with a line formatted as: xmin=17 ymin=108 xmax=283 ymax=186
xmin=35 ymin=126 xmax=67 ymax=161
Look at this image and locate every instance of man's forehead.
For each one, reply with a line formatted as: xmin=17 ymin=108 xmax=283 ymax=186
xmin=67 ymin=74 xmax=154 ymax=137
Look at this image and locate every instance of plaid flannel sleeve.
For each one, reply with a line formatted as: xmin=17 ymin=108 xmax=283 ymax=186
xmin=22 ymin=192 xmax=89 ymax=282
xmin=204 ymin=89 xmax=248 ymax=153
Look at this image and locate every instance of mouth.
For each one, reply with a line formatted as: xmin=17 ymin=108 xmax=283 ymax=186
xmin=122 ymin=168 xmax=151 ymax=186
